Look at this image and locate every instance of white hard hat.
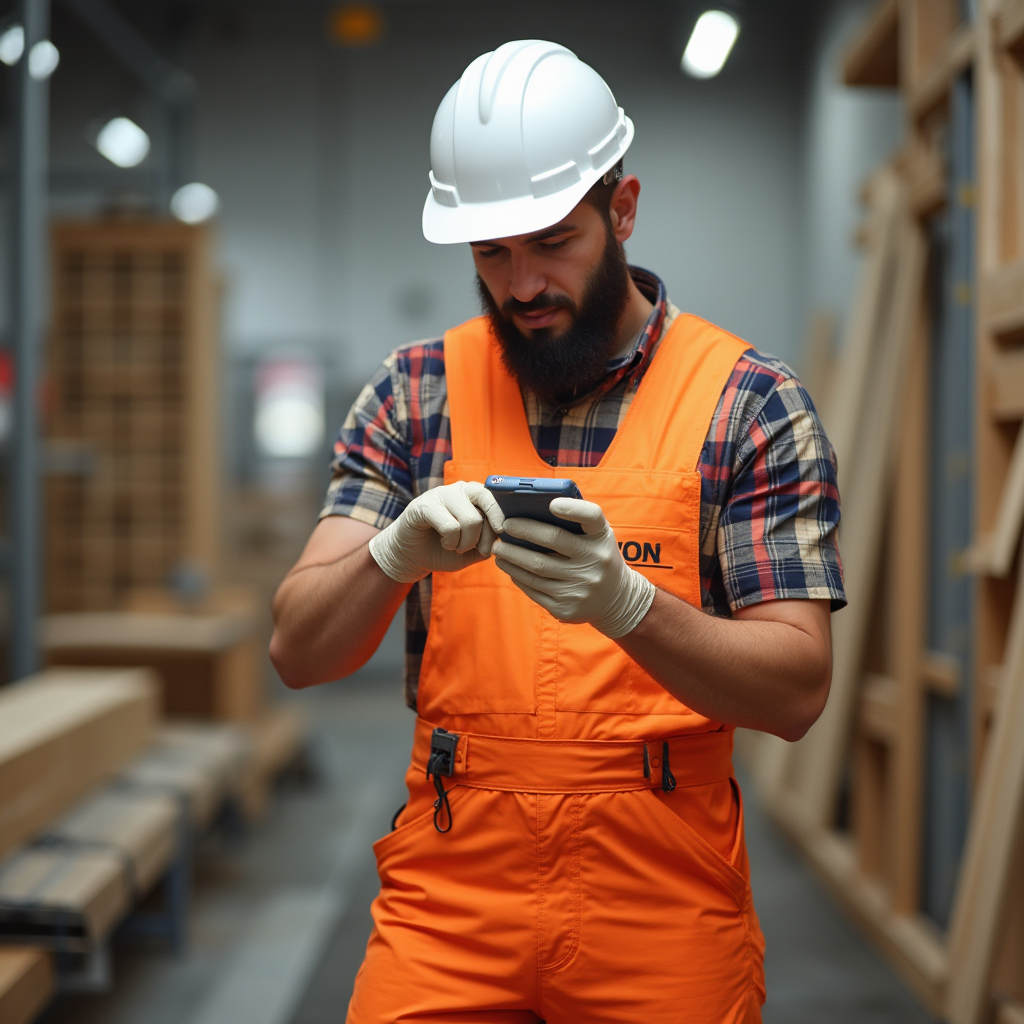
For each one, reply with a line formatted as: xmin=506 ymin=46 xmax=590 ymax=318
xmin=422 ymin=40 xmax=634 ymax=245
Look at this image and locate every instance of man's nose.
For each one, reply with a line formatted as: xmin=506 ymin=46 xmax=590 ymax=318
xmin=508 ymin=251 xmax=546 ymax=304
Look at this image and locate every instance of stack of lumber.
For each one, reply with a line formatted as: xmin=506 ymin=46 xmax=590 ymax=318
xmin=0 ymin=669 xmax=158 ymax=861
xmin=0 ymin=948 xmax=53 ymax=1024
xmin=43 ymin=595 xmax=262 ymax=721
xmin=0 ymin=668 xmax=159 ymax=974
xmin=43 ymin=588 xmax=308 ymax=822
xmin=120 ymin=721 xmax=248 ymax=828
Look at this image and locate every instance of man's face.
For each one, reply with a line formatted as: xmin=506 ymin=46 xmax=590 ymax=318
xmin=471 ymin=196 xmax=632 ymax=403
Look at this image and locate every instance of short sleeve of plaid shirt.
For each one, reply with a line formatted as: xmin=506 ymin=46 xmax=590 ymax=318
xmin=321 ymin=290 xmax=844 ymax=703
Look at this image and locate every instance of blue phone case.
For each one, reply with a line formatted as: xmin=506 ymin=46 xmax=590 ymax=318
xmin=485 ymin=476 xmax=584 ymax=554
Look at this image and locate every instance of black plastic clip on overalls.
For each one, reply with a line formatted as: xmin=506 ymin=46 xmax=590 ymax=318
xmin=426 ymin=727 xmax=459 ymax=832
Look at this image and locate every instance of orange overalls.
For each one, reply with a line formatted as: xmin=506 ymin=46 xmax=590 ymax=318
xmin=347 ymin=313 xmax=766 ymax=1024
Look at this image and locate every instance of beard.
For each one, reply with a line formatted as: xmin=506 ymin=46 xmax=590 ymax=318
xmin=476 ymin=228 xmax=632 ymax=405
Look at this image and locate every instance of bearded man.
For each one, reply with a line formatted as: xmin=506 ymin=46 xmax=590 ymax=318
xmin=271 ymin=39 xmax=845 ymax=1024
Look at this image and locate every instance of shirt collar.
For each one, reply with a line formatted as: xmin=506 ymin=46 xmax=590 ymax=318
xmin=556 ymin=266 xmax=667 ymax=409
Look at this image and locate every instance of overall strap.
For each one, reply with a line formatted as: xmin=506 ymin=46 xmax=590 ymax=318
xmin=443 ymin=313 xmax=751 ymax=472
xmin=443 ymin=317 xmax=532 ymax=466
xmin=599 ymin=314 xmax=751 ymax=474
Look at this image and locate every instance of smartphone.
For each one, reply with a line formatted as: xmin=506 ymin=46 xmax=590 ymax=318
xmin=485 ymin=476 xmax=585 ymax=553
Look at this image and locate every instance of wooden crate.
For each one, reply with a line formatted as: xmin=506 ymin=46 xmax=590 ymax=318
xmin=43 ymin=603 xmax=264 ymax=721
xmin=0 ymin=669 xmax=158 ymax=862
xmin=45 ymin=220 xmax=220 ymax=613
xmin=0 ymin=948 xmax=53 ymax=1024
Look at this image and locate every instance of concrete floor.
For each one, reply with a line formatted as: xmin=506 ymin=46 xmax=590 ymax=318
xmin=38 ymin=671 xmax=935 ymax=1024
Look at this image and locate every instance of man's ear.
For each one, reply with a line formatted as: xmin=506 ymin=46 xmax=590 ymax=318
xmin=609 ymin=175 xmax=641 ymax=244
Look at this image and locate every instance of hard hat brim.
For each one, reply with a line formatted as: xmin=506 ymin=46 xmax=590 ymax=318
xmin=422 ymin=117 xmax=634 ymax=245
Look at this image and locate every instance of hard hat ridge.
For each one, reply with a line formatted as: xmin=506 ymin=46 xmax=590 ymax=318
xmin=423 ymin=40 xmax=634 ymax=245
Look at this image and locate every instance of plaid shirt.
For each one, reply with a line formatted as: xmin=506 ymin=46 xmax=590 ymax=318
xmin=322 ymin=268 xmax=845 ymax=708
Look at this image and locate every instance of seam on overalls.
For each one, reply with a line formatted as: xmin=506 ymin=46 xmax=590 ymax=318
xmin=539 ymin=794 xmax=582 ymax=974
xmin=535 ymin=794 xmax=546 ymax=984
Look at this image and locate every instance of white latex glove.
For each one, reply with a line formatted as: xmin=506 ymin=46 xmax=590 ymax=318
xmin=492 ymin=498 xmax=656 ymax=639
xmin=369 ymin=481 xmax=506 ymax=584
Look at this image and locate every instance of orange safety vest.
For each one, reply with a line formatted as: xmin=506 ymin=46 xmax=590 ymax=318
xmin=418 ymin=312 xmax=749 ymax=740
xmin=348 ymin=313 xmax=766 ymax=1024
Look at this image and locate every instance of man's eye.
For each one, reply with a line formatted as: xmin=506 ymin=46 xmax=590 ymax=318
xmin=539 ymin=240 xmax=568 ymax=250
xmin=477 ymin=248 xmax=502 ymax=258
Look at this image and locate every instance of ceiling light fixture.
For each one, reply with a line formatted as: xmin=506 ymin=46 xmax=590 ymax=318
xmin=95 ymin=116 xmax=150 ymax=168
xmin=170 ymin=182 xmax=219 ymax=224
xmin=0 ymin=24 xmax=24 ymax=66
xmin=27 ymin=38 xmax=59 ymax=79
xmin=681 ymin=10 xmax=740 ymax=79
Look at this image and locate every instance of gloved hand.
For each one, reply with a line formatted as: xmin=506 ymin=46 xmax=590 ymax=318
xmin=369 ymin=481 xmax=506 ymax=583
xmin=492 ymin=498 xmax=656 ymax=638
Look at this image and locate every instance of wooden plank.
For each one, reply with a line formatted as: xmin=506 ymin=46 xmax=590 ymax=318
xmin=43 ymin=609 xmax=256 ymax=653
xmin=0 ymin=670 xmax=158 ymax=862
xmin=946 ymin=551 xmax=1024 ymax=1023
xmin=859 ymin=673 xmax=900 ymax=743
xmin=910 ymin=23 xmax=977 ymax=121
xmin=771 ymin=799 xmax=947 ymax=1013
xmin=0 ymin=846 xmax=129 ymax=948
xmin=792 ymin=189 xmax=927 ymax=829
xmin=119 ymin=726 xmax=244 ymax=829
xmin=998 ymin=998 xmax=1024 ymax=1024
xmin=989 ymin=347 xmax=1024 ymax=419
xmin=968 ymin=425 xmax=1024 ymax=577
xmin=920 ymin=650 xmax=961 ymax=696
xmin=43 ymin=790 xmax=178 ymax=895
xmin=843 ymin=0 xmax=900 ymax=86
xmin=236 ymin=706 xmax=306 ymax=823
xmin=984 ymin=261 xmax=1024 ymax=338
xmin=898 ymin=134 xmax=947 ymax=218
xmin=798 ymin=309 xmax=837 ymax=417
xmin=997 ymin=0 xmax=1024 ymax=57
xmin=0 ymin=948 xmax=53 ymax=1024
xmin=754 ymin=171 xmax=905 ymax=813
xmin=889 ymin=310 xmax=930 ymax=913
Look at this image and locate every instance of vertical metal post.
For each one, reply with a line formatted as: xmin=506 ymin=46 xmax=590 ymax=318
xmin=9 ymin=0 xmax=51 ymax=680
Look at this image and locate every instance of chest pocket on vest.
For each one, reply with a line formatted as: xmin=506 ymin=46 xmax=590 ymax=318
xmin=553 ymin=523 xmax=698 ymax=717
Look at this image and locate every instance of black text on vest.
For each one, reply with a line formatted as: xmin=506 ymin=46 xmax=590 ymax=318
xmin=617 ymin=540 xmax=674 ymax=569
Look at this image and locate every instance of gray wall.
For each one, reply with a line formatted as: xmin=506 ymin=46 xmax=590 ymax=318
xmin=798 ymin=0 xmax=904 ymax=355
xmin=195 ymin=0 xmax=814 ymax=379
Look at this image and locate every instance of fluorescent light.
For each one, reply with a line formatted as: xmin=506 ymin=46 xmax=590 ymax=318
xmin=0 ymin=25 xmax=24 ymax=66
xmin=27 ymin=39 xmax=58 ymax=79
xmin=170 ymin=182 xmax=219 ymax=224
xmin=95 ymin=117 xmax=150 ymax=168
xmin=682 ymin=10 xmax=739 ymax=79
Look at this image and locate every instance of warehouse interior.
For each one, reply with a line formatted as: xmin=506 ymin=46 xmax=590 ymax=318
xmin=0 ymin=0 xmax=1021 ymax=1021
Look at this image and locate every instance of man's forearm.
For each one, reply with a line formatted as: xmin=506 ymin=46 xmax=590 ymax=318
xmin=270 ymin=544 xmax=410 ymax=688
xmin=615 ymin=590 xmax=831 ymax=741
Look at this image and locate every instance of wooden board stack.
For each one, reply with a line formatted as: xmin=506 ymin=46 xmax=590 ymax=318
xmin=0 ymin=669 xmax=158 ymax=862
xmin=44 ymin=221 xmax=220 ymax=614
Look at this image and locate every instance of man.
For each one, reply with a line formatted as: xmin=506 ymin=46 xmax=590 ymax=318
xmin=271 ymin=39 xmax=844 ymax=1024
